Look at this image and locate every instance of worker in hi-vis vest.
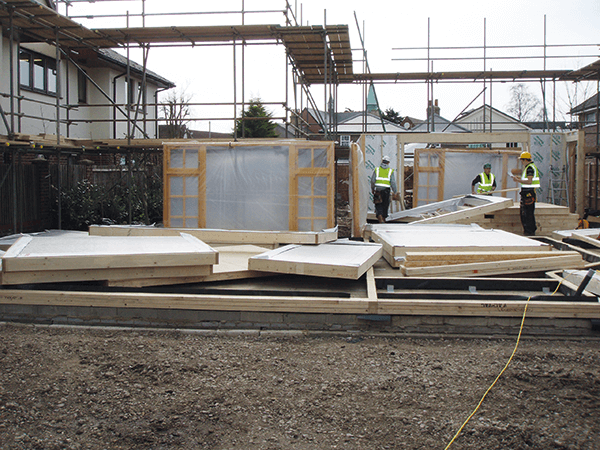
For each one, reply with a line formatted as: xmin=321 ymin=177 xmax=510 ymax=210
xmin=471 ymin=163 xmax=497 ymax=195
xmin=511 ymin=151 xmax=540 ymax=236
xmin=370 ymin=155 xmax=397 ymax=223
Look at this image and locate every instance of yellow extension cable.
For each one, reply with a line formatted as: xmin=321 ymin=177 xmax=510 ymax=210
xmin=443 ymin=276 xmax=570 ymax=450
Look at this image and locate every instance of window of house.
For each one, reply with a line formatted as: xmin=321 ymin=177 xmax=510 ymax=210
xmin=19 ymin=49 xmax=57 ymax=95
xmin=78 ymin=69 xmax=87 ymax=104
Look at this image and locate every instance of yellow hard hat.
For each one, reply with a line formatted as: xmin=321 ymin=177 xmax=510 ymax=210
xmin=520 ymin=151 xmax=532 ymax=160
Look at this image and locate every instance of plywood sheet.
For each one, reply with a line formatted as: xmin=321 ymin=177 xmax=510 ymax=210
xmin=248 ymin=240 xmax=383 ymax=280
xmin=2 ymin=233 xmax=217 ymax=273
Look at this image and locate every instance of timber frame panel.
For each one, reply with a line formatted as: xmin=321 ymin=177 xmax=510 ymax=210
xmin=163 ymin=140 xmax=336 ymax=232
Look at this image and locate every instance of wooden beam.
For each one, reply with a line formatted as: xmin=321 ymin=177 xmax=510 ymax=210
xmin=401 ymin=254 xmax=584 ymax=278
xmin=0 ymin=289 xmax=599 ymax=319
xmin=577 ymin=129 xmax=586 ymax=217
xmin=89 ymin=225 xmax=338 ymax=245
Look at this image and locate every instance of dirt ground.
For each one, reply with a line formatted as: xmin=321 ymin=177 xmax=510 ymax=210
xmin=0 ymin=323 xmax=598 ymax=450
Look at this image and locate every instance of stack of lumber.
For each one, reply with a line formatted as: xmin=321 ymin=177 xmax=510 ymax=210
xmin=0 ymin=233 xmax=218 ymax=287
xmin=369 ymin=224 xmax=585 ymax=277
xmin=452 ymin=203 xmax=579 ymax=235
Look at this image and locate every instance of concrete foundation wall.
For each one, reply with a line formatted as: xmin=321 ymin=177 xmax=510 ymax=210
xmin=0 ymin=304 xmax=596 ymax=337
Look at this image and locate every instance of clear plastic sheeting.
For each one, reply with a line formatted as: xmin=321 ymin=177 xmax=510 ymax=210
xmin=163 ymin=140 xmax=335 ymax=232
xmin=414 ymin=148 xmax=521 ymax=206
xmin=349 ymin=142 xmax=369 ymax=237
xmin=362 ymin=134 xmax=401 ymax=214
xmin=206 ymin=146 xmax=290 ymax=231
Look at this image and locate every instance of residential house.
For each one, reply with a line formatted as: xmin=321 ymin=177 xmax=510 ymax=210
xmin=0 ymin=0 xmax=175 ymax=141
xmin=570 ymin=93 xmax=599 ymax=129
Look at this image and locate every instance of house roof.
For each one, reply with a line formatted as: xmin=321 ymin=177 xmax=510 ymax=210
xmin=96 ymin=48 xmax=175 ymax=89
xmin=455 ymin=105 xmax=531 ymax=131
xmin=569 ymin=93 xmax=600 ymax=115
xmin=306 ymin=109 xmax=409 ymax=133
xmin=411 ymin=114 xmax=471 ymax=133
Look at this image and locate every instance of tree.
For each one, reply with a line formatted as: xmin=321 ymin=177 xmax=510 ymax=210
xmin=234 ymin=99 xmax=278 ymax=138
xmin=381 ymin=107 xmax=402 ymax=124
xmin=159 ymin=88 xmax=193 ymax=139
xmin=506 ymin=84 xmax=542 ymax=122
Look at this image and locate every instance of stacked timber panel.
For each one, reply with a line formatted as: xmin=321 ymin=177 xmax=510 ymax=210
xmin=452 ymin=203 xmax=579 ymax=235
xmin=0 ymin=233 xmax=218 ymax=287
xmin=369 ymin=224 xmax=584 ymax=277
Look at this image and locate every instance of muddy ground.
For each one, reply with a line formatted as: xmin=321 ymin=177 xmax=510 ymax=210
xmin=0 ymin=323 xmax=598 ymax=450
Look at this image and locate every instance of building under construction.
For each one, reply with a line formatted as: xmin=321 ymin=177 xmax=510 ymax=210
xmin=0 ymin=0 xmax=600 ymax=338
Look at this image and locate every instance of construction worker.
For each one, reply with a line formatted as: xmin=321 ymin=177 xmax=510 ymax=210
xmin=511 ymin=151 xmax=540 ymax=236
xmin=371 ymin=155 xmax=397 ymax=223
xmin=471 ymin=163 xmax=497 ymax=195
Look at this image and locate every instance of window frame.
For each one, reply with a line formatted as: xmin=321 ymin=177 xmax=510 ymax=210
xmin=19 ymin=48 xmax=58 ymax=96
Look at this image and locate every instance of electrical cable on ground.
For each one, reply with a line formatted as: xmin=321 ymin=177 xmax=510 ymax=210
xmin=443 ymin=276 xmax=570 ymax=450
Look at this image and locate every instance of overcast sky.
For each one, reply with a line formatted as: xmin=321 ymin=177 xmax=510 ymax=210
xmin=60 ymin=0 xmax=600 ymax=132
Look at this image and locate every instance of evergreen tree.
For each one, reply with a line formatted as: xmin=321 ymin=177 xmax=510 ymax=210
xmin=234 ymin=99 xmax=278 ymax=138
xmin=381 ymin=107 xmax=402 ymax=124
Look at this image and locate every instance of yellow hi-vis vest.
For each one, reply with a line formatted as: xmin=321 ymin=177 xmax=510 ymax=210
xmin=375 ymin=167 xmax=393 ymax=188
xmin=477 ymin=172 xmax=495 ymax=193
xmin=521 ymin=163 xmax=540 ymax=189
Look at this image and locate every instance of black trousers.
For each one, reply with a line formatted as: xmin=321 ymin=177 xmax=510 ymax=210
xmin=374 ymin=188 xmax=391 ymax=219
xmin=520 ymin=189 xmax=537 ymax=236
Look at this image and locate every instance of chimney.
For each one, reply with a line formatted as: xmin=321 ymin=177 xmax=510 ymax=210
xmin=427 ymin=99 xmax=440 ymax=117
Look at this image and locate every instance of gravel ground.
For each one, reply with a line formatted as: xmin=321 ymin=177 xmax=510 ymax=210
xmin=0 ymin=323 xmax=599 ymax=450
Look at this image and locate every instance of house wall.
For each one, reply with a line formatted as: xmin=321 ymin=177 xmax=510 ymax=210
xmin=0 ymin=34 xmax=160 ymax=140
xmin=455 ymin=108 xmax=530 ymax=133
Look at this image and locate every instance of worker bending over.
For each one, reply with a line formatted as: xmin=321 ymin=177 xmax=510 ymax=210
xmin=471 ymin=163 xmax=497 ymax=195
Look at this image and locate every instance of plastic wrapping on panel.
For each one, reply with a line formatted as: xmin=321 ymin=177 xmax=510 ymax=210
xmin=362 ymin=134 xmax=400 ymax=215
xmin=414 ymin=148 xmax=522 ymax=206
xmin=206 ymin=146 xmax=290 ymax=231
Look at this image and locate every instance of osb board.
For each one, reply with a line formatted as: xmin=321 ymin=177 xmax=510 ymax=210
xmin=88 ymin=225 xmax=338 ymax=245
xmin=370 ymin=224 xmax=551 ymax=259
xmin=1 ymin=233 xmax=217 ymax=273
xmin=248 ymin=240 xmax=383 ymax=280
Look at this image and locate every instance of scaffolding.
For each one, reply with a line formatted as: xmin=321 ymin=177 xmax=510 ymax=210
xmin=0 ymin=0 xmax=599 ymax=235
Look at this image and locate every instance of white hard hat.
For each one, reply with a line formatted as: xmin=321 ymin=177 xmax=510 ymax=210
xmin=382 ymin=155 xmax=391 ymax=163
